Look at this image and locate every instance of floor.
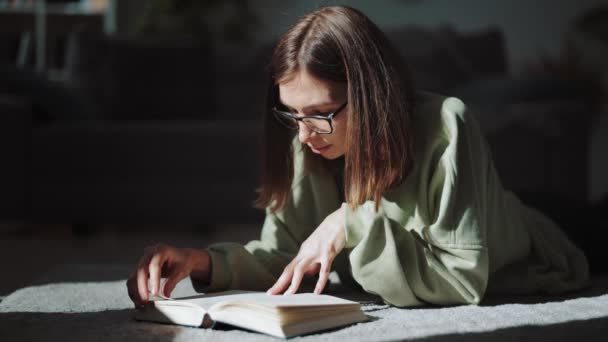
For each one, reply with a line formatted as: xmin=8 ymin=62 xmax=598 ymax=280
xmin=0 ymin=223 xmax=260 ymax=297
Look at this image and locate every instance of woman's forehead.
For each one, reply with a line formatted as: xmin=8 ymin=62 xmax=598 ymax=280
xmin=278 ymin=70 xmax=346 ymax=108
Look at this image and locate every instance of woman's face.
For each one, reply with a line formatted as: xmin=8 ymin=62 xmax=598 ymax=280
xmin=278 ymin=70 xmax=348 ymax=160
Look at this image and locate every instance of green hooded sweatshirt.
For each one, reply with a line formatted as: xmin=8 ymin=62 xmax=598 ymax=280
xmin=193 ymin=92 xmax=590 ymax=307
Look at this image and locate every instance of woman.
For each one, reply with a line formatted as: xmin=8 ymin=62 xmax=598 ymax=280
xmin=127 ymin=6 xmax=589 ymax=307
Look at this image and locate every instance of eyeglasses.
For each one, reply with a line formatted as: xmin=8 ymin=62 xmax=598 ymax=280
xmin=272 ymin=102 xmax=348 ymax=134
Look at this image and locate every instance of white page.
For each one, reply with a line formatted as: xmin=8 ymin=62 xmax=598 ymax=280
xmin=170 ymin=291 xmax=359 ymax=310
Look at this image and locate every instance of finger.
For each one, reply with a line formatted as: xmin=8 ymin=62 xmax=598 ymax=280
xmin=285 ymin=259 xmax=310 ymax=295
xmin=128 ymin=288 xmax=141 ymax=307
xmin=161 ymin=271 xmax=185 ymax=298
xmin=314 ymin=261 xmax=331 ymax=295
xmin=267 ymin=270 xmax=292 ymax=295
xmin=136 ymin=266 xmax=150 ymax=303
xmin=148 ymin=252 xmax=165 ymax=296
xmin=127 ymin=276 xmax=143 ymax=306
xmin=267 ymin=266 xmax=294 ymax=295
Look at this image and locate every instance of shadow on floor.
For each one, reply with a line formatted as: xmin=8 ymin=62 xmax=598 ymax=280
xmin=417 ymin=316 xmax=608 ymax=342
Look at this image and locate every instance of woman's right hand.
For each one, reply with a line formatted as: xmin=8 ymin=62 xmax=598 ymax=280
xmin=126 ymin=244 xmax=210 ymax=307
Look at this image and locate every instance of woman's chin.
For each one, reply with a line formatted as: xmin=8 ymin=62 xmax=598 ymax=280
xmin=308 ymin=145 xmax=344 ymax=159
xmin=320 ymin=150 xmax=345 ymax=160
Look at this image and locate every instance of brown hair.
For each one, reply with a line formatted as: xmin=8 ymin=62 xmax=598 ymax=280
xmin=255 ymin=5 xmax=415 ymax=212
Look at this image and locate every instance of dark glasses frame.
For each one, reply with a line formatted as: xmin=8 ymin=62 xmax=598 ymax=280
xmin=271 ymin=102 xmax=348 ymax=134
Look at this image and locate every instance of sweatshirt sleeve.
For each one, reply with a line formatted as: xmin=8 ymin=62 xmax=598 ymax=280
xmin=191 ymin=144 xmax=336 ymax=293
xmin=345 ymin=204 xmax=488 ymax=307
xmin=344 ymin=97 xmax=490 ymax=307
xmin=190 ymin=210 xmax=301 ymax=293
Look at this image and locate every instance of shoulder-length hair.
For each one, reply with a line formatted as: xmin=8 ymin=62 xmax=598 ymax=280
xmin=255 ymin=5 xmax=415 ymax=213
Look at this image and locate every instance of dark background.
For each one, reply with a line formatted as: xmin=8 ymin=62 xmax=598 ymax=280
xmin=1 ymin=0 xmax=607 ymax=295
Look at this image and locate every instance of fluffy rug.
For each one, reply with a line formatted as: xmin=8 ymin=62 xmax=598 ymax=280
xmin=1 ymin=264 xmax=607 ymax=341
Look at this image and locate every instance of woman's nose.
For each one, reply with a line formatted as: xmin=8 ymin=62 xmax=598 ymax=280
xmin=298 ymin=122 xmax=315 ymax=143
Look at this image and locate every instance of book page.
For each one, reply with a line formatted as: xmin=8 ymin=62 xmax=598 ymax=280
xmin=170 ymin=291 xmax=359 ymax=310
xmin=142 ymin=291 xmax=366 ymax=337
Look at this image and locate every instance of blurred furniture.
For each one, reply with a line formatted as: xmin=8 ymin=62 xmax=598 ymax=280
xmin=387 ymin=25 xmax=595 ymax=203
xmin=29 ymin=120 xmax=262 ymax=224
xmin=0 ymin=25 xmax=598 ymax=225
xmin=0 ymin=95 xmax=29 ymax=221
xmin=0 ymin=0 xmax=114 ymax=73
xmin=0 ymin=87 xmax=262 ymax=224
xmin=566 ymin=6 xmax=608 ymax=203
xmin=453 ymin=77 xmax=595 ymax=203
xmin=64 ymin=33 xmax=217 ymax=120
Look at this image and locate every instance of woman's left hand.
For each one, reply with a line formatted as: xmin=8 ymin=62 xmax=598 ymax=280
xmin=267 ymin=206 xmax=346 ymax=295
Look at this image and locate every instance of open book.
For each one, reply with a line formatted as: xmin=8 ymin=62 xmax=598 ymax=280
xmin=134 ymin=290 xmax=368 ymax=338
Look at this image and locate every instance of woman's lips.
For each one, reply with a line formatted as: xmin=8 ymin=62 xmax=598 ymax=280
xmin=310 ymin=144 xmax=331 ymax=153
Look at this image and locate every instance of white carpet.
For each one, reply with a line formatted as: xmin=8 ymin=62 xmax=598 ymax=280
xmin=1 ymin=264 xmax=608 ymax=341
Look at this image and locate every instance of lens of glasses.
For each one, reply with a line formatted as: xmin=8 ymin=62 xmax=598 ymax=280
xmin=302 ymin=118 xmax=332 ymax=133
xmin=272 ymin=109 xmax=298 ymax=129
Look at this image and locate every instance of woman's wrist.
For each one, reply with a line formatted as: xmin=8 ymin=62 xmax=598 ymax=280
xmin=186 ymin=248 xmax=211 ymax=285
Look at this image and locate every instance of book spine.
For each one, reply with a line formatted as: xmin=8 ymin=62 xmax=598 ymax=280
xmin=202 ymin=312 xmax=215 ymax=329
